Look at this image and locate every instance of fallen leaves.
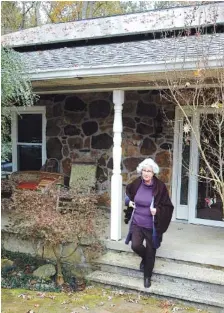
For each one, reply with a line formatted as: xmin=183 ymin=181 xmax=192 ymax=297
xmin=172 ymin=306 xmax=191 ymax=312
xmin=61 ymin=300 xmax=67 ymax=304
xmin=211 ymin=101 xmax=223 ymax=109
xmin=193 ymin=68 xmax=205 ymax=78
xmin=36 ymin=292 xmax=45 ymax=298
xmin=3 ymin=286 xmax=204 ymax=313
xmin=18 ymin=293 xmax=32 ymax=300
xmin=126 ymin=298 xmax=139 ymax=304
xmin=36 ymin=292 xmax=56 ymax=300
xmin=18 ymin=293 xmax=27 ymax=299
xmin=80 ymin=305 xmax=89 ymax=310
xmin=159 ymin=300 xmax=192 ymax=313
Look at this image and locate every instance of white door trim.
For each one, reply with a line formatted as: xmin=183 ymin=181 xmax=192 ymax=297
xmin=172 ymin=106 xmax=192 ymax=220
xmin=171 ymin=106 xmax=179 ymax=220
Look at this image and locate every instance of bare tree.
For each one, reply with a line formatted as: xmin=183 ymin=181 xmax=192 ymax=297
xmin=88 ymin=1 xmax=95 ymax=18
xmin=159 ymin=5 xmax=224 ymax=219
xmin=164 ymin=72 xmax=224 ymax=214
xmin=81 ymin=1 xmax=88 ymax=19
xmin=20 ymin=1 xmax=35 ymax=29
xmin=34 ymin=1 xmax=41 ymax=26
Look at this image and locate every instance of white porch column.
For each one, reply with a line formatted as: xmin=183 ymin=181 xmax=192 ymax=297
xmin=110 ymin=90 xmax=124 ymax=241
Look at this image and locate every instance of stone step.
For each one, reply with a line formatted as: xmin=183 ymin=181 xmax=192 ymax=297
xmin=104 ymin=238 xmax=224 ymax=268
xmin=86 ymin=270 xmax=224 ymax=310
xmin=95 ymin=250 xmax=224 ymax=287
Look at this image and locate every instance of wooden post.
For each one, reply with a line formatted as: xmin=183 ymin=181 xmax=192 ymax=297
xmin=110 ymin=90 xmax=124 ymax=241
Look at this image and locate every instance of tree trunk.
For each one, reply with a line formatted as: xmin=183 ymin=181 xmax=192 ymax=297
xmin=56 ymin=258 xmax=64 ymax=286
xmin=35 ymin=2 xmax=41 ymax=26
xmin=88 ymin=1 xmax=95 ymax=18
xmin=81 ymin=1 xmax=88 ymax=19
xmin=42 ymin=2 xmax=54 ymax=23
xmin=52 ymin=245 xmax=64 ymax=286
xmin=21 ymin=2 xmax=26 ymax=29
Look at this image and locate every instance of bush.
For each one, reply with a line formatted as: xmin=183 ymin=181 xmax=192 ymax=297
xmin=8 ymin=184 xmax=104 ymax=285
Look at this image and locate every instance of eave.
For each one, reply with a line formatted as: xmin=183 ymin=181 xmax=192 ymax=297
xmin=30 ymin=58 xmax=224 ymax=94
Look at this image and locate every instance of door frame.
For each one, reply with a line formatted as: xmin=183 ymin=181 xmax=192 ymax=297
xmin=172 ymin=106 xmax=224 ymax=227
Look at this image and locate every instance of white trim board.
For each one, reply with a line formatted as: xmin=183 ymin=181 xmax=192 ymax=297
xmin=34 ymin=83 xmax=223 ymax=95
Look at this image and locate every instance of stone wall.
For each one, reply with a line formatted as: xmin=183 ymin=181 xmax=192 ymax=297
xmin=39 ymin=90 xmax=175 ymax=206
xmin=1 ymin=231 xmax=99 ymax=277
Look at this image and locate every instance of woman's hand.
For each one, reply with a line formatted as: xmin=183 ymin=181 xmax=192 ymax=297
xmin=129 ymin=201 xmax=136 ymax=209
xmin=150 ymin=207 xmax=157 ymax=216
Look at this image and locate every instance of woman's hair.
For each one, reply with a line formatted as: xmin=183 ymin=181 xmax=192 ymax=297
xmin=136 ymin=158 xmax=160 ymax=174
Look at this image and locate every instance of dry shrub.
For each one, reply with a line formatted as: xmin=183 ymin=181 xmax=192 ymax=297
xmin=9 ymin=185 xmax=104 ymax=285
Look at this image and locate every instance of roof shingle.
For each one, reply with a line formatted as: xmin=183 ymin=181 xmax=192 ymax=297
xmin=22 ymin=33 xmax=224 ymax=73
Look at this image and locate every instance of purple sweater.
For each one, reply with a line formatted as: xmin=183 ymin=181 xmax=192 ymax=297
xmin=133 ymin=181 xmax=153 ymax=229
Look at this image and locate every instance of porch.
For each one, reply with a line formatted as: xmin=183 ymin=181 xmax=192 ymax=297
xmin=10 ymin=87 xmax=224 ymax=240
xmin=106 ymin=221 xmax=224 ymax=267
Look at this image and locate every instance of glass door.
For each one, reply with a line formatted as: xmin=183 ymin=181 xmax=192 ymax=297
xmin=190 ymin=111 xmax=224 ymax=226
xmin=173 ymin=107 xmax=224 ymax=227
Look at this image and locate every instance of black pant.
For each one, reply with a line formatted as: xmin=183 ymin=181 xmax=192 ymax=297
xmin=131 ymin=224 xmax=156 ymax=278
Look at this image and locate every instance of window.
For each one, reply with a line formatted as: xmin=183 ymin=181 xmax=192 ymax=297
xmin=12 ymin=106 xmax=46 ymax=171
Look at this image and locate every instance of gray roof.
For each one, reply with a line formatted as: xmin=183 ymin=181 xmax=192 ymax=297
xmin=22 ymin=33 xmax=224 ymax=73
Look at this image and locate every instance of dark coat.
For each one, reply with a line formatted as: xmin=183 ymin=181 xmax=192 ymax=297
xmin=124 ymin=176 xmax=174 ymax=236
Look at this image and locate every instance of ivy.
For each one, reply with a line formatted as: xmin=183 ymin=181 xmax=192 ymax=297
xmin=1 ymin=248 xmax=62 ymax=292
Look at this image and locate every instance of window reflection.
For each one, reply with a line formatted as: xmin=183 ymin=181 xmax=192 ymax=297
xmin=17 ymin=145 xmax=42 ymax=171
xmin=18 ymin=114 xmax=42 ymax=143
xmin=196 ymin=113 xmax=223 ymax=221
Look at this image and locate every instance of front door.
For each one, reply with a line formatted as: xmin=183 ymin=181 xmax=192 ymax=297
xmin=172 ymin=107 xmax=224 ymax=227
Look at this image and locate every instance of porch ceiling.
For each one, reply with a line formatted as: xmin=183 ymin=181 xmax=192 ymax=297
xmin=32 ymin=68 xmax=223 ymax=94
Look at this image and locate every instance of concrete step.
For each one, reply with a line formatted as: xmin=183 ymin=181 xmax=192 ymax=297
xmin=104 ymin=235 xmax=224 ymax=268
xmin=86 ymin=270 xmax=224 ymax=311
xmin=95 ymin=250 xmax=224 ymax=287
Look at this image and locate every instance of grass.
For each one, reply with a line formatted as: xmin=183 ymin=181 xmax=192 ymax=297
xmin=1 ymin=286 xmax=209 ymax=313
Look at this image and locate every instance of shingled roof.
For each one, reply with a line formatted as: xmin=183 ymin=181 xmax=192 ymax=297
xmin=22 ymin=33 xmax=224 ymax=74
xmin=2 ymin=3 xmax=224 ymax=87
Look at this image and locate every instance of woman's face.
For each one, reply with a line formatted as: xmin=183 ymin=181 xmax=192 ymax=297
xmin=142 ymin=166 xmax=154 ymax=184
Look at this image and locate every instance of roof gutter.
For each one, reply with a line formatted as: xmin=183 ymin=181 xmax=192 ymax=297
xmin=27 ymin=57 xmax=224 ymax=81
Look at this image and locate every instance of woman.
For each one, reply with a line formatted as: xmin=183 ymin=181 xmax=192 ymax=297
xmin=124 ymin=158 xmax=174 ymax=288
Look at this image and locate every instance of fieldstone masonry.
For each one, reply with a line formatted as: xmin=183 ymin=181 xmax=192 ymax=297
xmin=39 ymin=90 xmax=175 ymax=207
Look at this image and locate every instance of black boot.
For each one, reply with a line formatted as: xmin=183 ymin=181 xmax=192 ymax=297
xmin=144 ymin=277 xmax=151 ymax=288
xmin=139 ymin=259 xmax=144 ymax=272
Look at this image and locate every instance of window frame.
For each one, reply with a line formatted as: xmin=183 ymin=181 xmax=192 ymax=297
xmin=11 ymin=106 xmax=46 ymax=172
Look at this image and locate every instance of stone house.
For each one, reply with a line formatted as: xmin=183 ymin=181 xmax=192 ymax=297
xmin=2 ymin=2 xmax=224 ymax=244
